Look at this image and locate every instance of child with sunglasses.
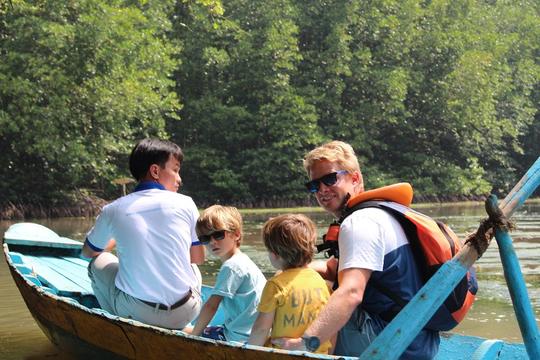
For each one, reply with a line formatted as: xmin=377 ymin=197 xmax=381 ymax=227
xmin=186 ymin=205 xmax=266 ymax=342
xmin=248 ymin=214 xmax=332 ymax=354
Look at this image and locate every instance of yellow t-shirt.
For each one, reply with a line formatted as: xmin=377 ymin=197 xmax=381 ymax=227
xmin=257 ymin=267 xmax=331 ymax=354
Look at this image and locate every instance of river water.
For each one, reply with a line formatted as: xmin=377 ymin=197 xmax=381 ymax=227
xmin=1 ymin=202 xmax=539 ymax=359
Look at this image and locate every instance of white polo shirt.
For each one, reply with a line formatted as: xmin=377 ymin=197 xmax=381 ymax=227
xmin=86 ymin=188 xmax=200 ymax=306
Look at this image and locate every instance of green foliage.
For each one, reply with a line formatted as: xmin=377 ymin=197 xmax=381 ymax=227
xmin=0 ymin=0 xmax=538 ymax=213
xmin=170 ymin=0 xmax=322 ymax=205
xmin=0 ymin=0 xmax=180 ymax=205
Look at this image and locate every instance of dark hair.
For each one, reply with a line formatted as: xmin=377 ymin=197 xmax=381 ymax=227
xmin=262 ymin=214 xmax=316 ymax=269
xmin=129 ymin=138 xmax=184 ymax=181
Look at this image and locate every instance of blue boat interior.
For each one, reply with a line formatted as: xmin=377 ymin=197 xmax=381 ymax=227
xmin=3 ymin=222 xmax=535 ymax=359
xmin=6 ymin=241 xmax=224 ymax=325
xmin=8 ymin=247 xmax=100 ymax=308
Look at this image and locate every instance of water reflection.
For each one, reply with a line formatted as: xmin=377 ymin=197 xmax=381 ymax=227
xmin=1 ymin=201 xmax=539 ymax=358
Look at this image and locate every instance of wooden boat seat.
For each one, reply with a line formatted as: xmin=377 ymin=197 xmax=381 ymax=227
xmin=10 ymin=252 xmax=93 ymax=297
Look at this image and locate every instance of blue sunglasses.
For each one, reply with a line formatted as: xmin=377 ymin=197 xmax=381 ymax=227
xmin=305 ymin=170 xmax=348 ymax=193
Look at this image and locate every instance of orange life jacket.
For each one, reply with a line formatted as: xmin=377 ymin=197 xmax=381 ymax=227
xmin=321 ymin=183 xmax=478 ymax=331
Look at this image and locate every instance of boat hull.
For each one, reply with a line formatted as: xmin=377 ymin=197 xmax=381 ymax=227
xmin=6 ymin=255 xmax=330 ymax=360
xmin=3 ymin=220 xmax=529 ymax=360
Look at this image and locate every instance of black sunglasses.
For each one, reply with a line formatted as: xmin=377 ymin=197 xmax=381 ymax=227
xmin=199 ymin=230 xmax=226 ymax=244
xmin=305 ymin=170 xmax=348 ymax=193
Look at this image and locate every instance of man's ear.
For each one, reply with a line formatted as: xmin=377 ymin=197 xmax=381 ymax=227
xmin=352 ymin=170 xmax=364 ymax=192
xmin=351 ymin=170 xmax=360 ymax=186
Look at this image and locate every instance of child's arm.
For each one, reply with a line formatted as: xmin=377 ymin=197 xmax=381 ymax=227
xmin=190 ymin=294 xmax=223 ymax=336
xmin=247 ymin=310 xmax=275 ymax=346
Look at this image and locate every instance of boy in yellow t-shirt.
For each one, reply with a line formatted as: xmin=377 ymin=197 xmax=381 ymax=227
xmin=248 ymin=214 xmax=332 ymax=354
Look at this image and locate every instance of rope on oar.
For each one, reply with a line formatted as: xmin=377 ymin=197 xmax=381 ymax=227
xmin=465 ymin=194 xmax=515 ymax=259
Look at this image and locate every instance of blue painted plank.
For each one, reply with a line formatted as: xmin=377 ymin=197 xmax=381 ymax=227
xmin=35 ymin=256 xmax=92 ymax=291
xmin=4 ymin=223 xmax=82 ymax=249
xmin=8 ymin=252 xmax=25 ymax=265
xmin=61 ymin=256 xmax=90 ymax=267
xmin=36 ymin=256 xmax=92 ymax=292
xmin=42 ymin=286 xmax=58 ymax=295
xmin=471 ymin=340 xmax=504 ymax=360
xmin=23 ymin=274 xmax=42 ymax=286
xmin=436 ymin=333 xmax=527 ymax=360
xmin=24 ymin=255 xmax=92 ymax=296
xmin=15 ymin=264 xmax=33 ymax=275
xmin=437 ymin=334 xmax=493 ymax=360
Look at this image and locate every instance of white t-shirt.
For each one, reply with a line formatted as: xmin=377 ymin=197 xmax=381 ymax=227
xmin=86 ymin=189 xmax=200 ymax=306
xmin=338 ymin=207 xmax=409 ymax=272
xmin=336 ymin=204 xmax=439 ymax=359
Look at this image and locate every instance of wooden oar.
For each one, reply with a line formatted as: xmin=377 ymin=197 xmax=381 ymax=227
xmin=360 ymin=156 xmax=540 ymax=360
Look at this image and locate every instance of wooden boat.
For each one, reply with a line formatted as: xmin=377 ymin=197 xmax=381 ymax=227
xmin=0 ymin=221 xmax=530 ymax=360
xmin=3 ymin=158 xmax=539 ymax=359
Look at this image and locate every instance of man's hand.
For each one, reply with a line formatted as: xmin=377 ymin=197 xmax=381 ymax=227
xmin=271 ymin=337 xmax=305 ymax=351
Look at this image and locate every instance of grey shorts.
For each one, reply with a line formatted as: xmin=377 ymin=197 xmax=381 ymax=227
xmin=334 ymin=307 xmax=385 ymax=357
xmin=88 ymin=252 xmax=202 ymax=329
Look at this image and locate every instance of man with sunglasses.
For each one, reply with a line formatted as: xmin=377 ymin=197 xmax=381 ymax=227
xmin=82 ymin=138 xmax=204 ymax=330
xmin=274 ymin=141 xmax=438 ymax=359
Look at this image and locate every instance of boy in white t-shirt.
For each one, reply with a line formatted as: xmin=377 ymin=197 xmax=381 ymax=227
xmin=82 ymin=138 xmax=205 ymax=329
xmin=185 ymin=205 xmax=266 ymax=342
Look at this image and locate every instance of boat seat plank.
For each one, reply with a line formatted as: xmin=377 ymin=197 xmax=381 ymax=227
xmin=36 ymin=256 xmax=92 ymax=289
xmin=4 ymin=223 xmax=82 ymax=249
xmin=61 ymin=256 xmax=90 ymax=267
xmin=471 ymin=339 xmax=504 ymax=359
xmin=40 ymin=256 xmax=92 ymax=290
xmin=23 ymin=255 xmax=92 ymax=296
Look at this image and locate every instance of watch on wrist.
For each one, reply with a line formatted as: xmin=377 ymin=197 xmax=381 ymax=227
xmin=301 ymin=335 xmax=320 ymax=352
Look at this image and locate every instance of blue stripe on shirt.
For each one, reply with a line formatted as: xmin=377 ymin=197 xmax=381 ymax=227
xmin=84 ymin=238 xmax=104 ymax=252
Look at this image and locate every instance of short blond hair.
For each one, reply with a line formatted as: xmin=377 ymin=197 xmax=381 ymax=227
xmin=262 ymin=214 xmax=316 ymax=269
xmin=196 ymin=205 xmax=243 ymax=246
xmin=303 ymin=140 xmax=360 ymax=174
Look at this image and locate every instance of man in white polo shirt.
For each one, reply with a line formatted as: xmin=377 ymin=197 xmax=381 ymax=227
xmin=82 ymin=138 xmax=205 ymax=329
